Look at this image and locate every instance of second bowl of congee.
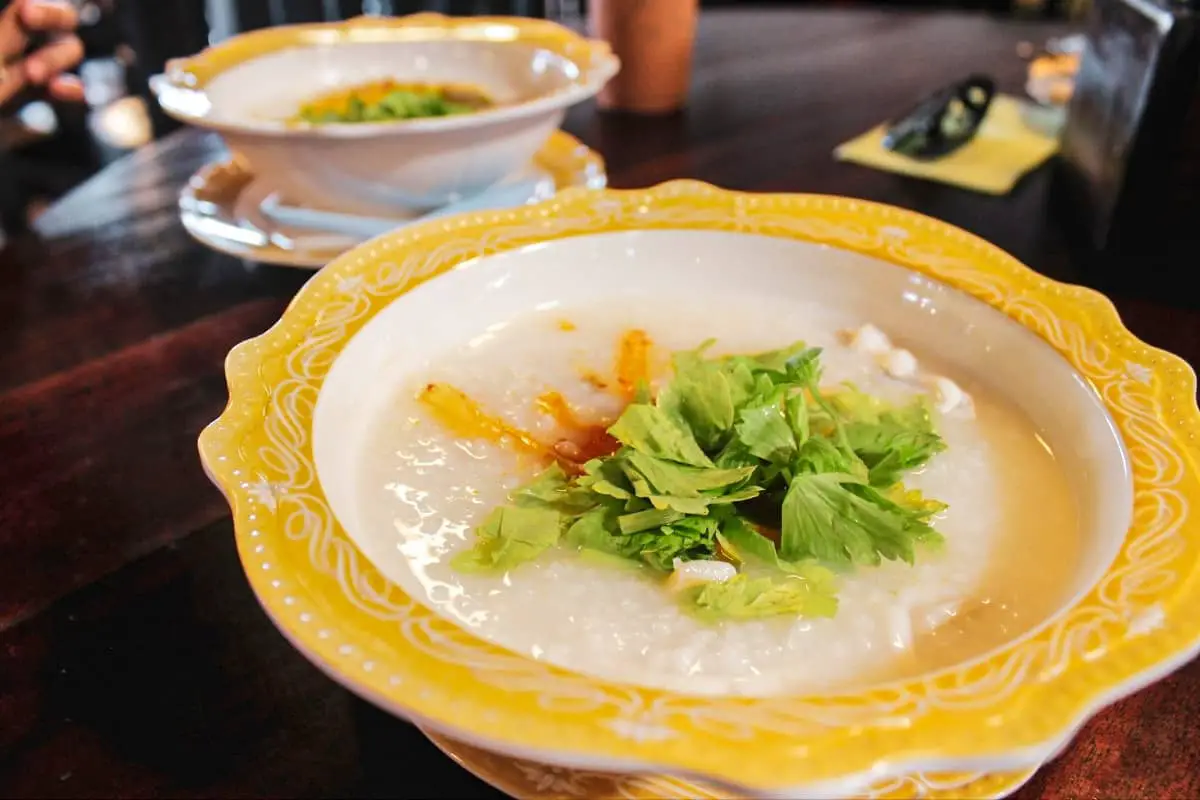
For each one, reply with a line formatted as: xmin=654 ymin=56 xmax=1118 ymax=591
xmin=151 ymin=15 xmax=618 ymax=212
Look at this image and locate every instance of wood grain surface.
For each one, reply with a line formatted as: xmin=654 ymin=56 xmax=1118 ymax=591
xmin=2 ymin=9 xmax=1198 ymax=799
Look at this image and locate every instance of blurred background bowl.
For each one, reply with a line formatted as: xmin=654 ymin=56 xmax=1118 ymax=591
xmin=150 ymin=14 xmax=618 ymax=214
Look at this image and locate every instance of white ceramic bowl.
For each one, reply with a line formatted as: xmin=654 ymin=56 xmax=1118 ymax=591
xmin=151 ymin=14 xmax=618 ymax=214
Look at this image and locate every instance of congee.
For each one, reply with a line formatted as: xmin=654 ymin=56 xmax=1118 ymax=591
xmin=356 ymin=295 xmax=1079 ymax=696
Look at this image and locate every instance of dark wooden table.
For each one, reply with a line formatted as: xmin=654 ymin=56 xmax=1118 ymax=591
xmin=3 ymin=8 xmax=1199 ymax=799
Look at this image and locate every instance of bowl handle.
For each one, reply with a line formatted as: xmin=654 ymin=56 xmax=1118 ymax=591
xmin=580 ymin=47 xmax=621 ymax=88
xmin=148 ymin=58 xmax=213 ymax=121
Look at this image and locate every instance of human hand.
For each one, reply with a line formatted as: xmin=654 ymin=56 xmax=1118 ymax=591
xmin=0 ymin=0 xmax=85 ymax=108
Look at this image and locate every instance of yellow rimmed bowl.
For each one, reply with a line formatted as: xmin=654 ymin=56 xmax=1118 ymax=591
xmin=151 ymin=14 xmax=618 ymax=215
xmin=199 ymin=181 xmax=1200 ymax=798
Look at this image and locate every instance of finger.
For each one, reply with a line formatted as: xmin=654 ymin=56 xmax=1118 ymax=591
xmin=0 ymin=4 xmax=29 ymax=62
xmin=23 ymin=35 xmax=82 ymax=85
xmin=0 ymin=61 xmax=28 ymax=107
xmin=47 ymin=72 xmax=82 ymax=101
xmin=19 ymin=0 xmax=78 ymax=34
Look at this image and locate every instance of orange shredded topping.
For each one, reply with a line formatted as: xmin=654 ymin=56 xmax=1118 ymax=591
xmin=579 ymin=370 xmax=609 ymax=390
xmin=615 ymin=329 xmax=652 ymax=401
xmin=536 ymin=390 xmax=620 ymax=472
xmin=420 ymin=329 xmax=654 ymax=461
xmin=535 ymin=391 xmax=584 ymax=429
xmin=417 ymin=383 xmax=545 ymax=455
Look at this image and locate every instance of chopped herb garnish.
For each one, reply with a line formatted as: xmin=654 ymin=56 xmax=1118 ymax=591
xmin=447 ymin=338 xmax=949 ymax=621
xmin=296 ymin=80 xmax=490 ymax=124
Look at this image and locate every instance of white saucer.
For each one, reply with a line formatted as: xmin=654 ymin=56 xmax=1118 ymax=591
xmin=253 ymin=162 xmax=558 ymax=240
xmin=179 ymin=130 xmax=606 ymax=269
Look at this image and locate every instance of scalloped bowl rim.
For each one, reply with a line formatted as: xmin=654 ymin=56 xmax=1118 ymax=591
xmin=151 ymin=14 xmax=619 ymax=138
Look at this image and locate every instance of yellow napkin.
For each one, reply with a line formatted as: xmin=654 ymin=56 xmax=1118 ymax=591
xmin=834 ymin=95 xmax=1059 ymax=195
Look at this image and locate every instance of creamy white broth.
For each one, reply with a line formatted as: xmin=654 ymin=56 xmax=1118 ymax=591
xmin=355 ymin=295 xmax=1079 ymax=696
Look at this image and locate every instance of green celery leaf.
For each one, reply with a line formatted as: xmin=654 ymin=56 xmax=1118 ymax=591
xmin=716 ymin=513 xmax=823 ymax=576
xmin=452 ymin=505 xmax=563 ymax=573
xmin=715 ymin=515 xmax=780 ymax=566
xmin=780 ymin=472 xmax=943 ymax=566
xmin=823 ymin=388 xmax=946 ymax=487
xmin=648 ymin=485 xmax=761 ymax=515
xmin=626 ymin=515 xmax=721 ymax=570
xmin=687 ymin=571 xmax=838 ymax=621
xmin=735 ymin=404 xmax=797 ymax=463
xmin=576 ymin=458 xmax=635 ymax=501
xmin=750 ymin=373 xmax=780 ymax=402
xmin=658 ymin=345 xmax=736 ymax=450
xmin=618 ymin=507 xmax=686 ymax=534
xmin=782 ymin=347 xmax=823 ymax=386
xmin=571 ymin=510 xmax=719 ymax=572
xmin=793 ymin=436 xmax=861 ymax=475
xmin=512 ymin=464 xmax=600 ymax=513
xmin=608 ymin=404 xmax=714 ymax=467
xmin=564 ymin=504 xmax=625 ymax=555
xmin=742 ymin=342 xmax=817 ymax=376
xmin=780 ymin=472 xmax=877 ymax=565
xmin=618 ymin=459 xmax=655 ymax=497
xmin=827 ymin=385 xmax=889 ymax=421
xmin=713 ymin=437 xmax=760 ymax=470
xmin=585 ymin=478 xmax=632 ymax=501
xmin=785 ymin=391 xmax=810 ymax=446
xmin=622 ymin=450 xmax=755 ymax=497
xmin=844 ymin=404 xmax=946 ymax=487
xmin=648 ymin=495 xmax=713 ymax=514
xmin=623 ymin=495 xmax=652 ymax=513
xmin=511 ymin=463 xmax=571 ymax=504
xmin=852 ymin=484 xmax=944 ymax=558
xmin=719 ymin=358 xmax=758 ymax=409
xmin=566 ymin=501 xmax=718 ymax=573
xmin=709 ymin=486 xmax=764 ymax=504
xmin=511 ymin=465 xmax=585 ymax=510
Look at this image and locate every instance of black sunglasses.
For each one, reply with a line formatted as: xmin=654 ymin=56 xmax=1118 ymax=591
xmin=882 ymin=75 xmax=996 ymax=160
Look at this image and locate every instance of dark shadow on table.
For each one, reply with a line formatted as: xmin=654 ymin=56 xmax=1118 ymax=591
xmin=0 ymin=522 xmax=502 ymax=798
xmin=348 ymin=700 xmax=504 ymax=799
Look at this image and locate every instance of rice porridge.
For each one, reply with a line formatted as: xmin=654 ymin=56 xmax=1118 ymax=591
xmin=354 ymin=294 xmax=1080 ymax=696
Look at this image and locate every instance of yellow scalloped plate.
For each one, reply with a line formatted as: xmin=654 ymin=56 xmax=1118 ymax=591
xmin=421 ymin=727 xmax=1039 ymax=800
xmin=198 ymin=181 xmax=1200 ymax=796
